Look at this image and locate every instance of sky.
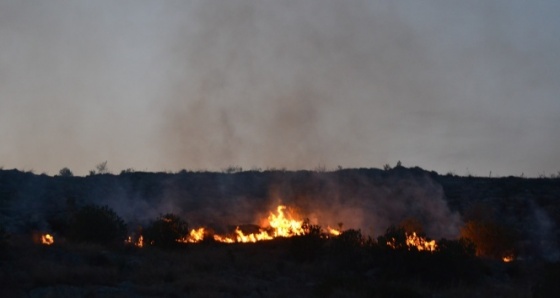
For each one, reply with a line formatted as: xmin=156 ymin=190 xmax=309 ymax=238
xmin=0 ymin=0 xmax=559 ymax=177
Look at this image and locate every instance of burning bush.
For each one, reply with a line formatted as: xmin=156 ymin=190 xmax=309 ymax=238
xmin=143 ymin=214 xmax=189 ymax=248
xmin=67 ymin=205 xmax=127 ymax=245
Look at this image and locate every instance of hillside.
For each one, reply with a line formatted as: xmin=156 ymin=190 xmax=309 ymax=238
xmin=1 ymin=167 xmax=559 ymax=296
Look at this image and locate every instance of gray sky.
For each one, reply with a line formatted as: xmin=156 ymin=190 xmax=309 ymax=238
xmin=1 ymin=0 xmax=559 ymax=177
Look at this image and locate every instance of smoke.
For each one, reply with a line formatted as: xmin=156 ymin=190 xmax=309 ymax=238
xmin=89 ymin=170 xmax=461 ymax=239
xmin=1 ymin=1 xmax=559 ymax=176
xmin=529 ymin=201 xmax=559 ymax=261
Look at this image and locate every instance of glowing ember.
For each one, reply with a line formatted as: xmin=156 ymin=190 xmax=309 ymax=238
xmin=41 ymin=234 xmax=54 ymax=245
xmin=502 ymin=255 xmax=514 ymax=263
xmin=125 ymin=235 xmax=144 ymax=248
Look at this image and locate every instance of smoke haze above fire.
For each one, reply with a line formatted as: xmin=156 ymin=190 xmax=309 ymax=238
xmin=1 ymin=0 xmax=559 ymax=176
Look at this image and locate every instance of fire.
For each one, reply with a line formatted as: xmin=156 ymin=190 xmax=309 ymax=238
xmin=386 ymin=232 xmax=437 ymax=252
xmin=177 ymin=227 xmax=206 ymax=243
xmin=327 ymin=226 xmax=342 ymax=236
xmin=267 ymin=205 xmax=305 ymax=237
xmin=213 ymin=205 xmax=304 ymax=243
xmin=179 ymin=205 xmax=307 ymax=244
xmin=126 ymin=205 xmax=441 ymax=251
xmin=502 ymin=254 xmax=514 ymax=263
xmin=406 ymin=232 xmax=437 ymax=252
xmin=125 ymin=235 xmax=144 ymax=248
xmin=213 ymin=234 xmax=235 ymax=243
xmin=41 ymin=234 xmax=54 ymax=245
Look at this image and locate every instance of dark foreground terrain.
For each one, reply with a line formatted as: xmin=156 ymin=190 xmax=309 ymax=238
xmin=1 ymin=233 xmax=559 ymax=297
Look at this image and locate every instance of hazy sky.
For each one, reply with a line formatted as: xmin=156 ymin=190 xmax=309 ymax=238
xmin=1 ymin=0 xmax=559 ymax=176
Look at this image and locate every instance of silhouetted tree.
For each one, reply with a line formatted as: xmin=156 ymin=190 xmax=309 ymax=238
xmin=58 ymin=167 xmax=73 ymax=177
xmin=95 ymin=161 xmax=109 ymax=174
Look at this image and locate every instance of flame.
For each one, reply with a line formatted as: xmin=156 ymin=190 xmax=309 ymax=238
xmin=327 ymin=226 xmax=342 ymax=236
xmin=386 ymin=232 xmax=437 ymax=252
xmin=125 ymin=235 xmax=144 ymax=248
xmin=267 ymin=205 xmax=305 ymax=237
xmin=212 ymin=205 xmax=304 ymax=243
xmin=41 ymin=234 xmax=54 ymax=245
xmin=213 ymin=234 xmax=235 ymax=243
xmin=406 ymin=232 xmax=437 ymax=252
xmin=177 ymin=227 xmax=206 ymax=243
xmin=502 ymin=254 xmax=514 ymax=263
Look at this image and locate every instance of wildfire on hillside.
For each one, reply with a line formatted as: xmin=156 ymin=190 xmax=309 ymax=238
xmin=122 ymin=204 xmax=441 ymax=252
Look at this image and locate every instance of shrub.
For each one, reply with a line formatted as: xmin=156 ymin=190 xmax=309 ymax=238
xmin=143 ymin=214 xmax=189 ymax=248
xmin=58 ymin=167 xmax=74 ymax=177
xmin=290 ymin=220 xmax=325 ymax=262
xmin=68 ymin=205 xmax=127 ymax=245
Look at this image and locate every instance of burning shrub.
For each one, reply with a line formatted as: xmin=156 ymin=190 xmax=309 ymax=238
xmin=68 ymin=205 xmax=127 ymax=245
xmin=143 ymin=214 xmax=189 ymax=248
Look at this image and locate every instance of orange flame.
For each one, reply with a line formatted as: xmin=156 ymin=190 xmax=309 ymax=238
xmin=327 ymin=226 xmax=342 ymax=236
xmin=41 ymin=234 xmax=54 ymax=245
xmin=212 ymin=205 xmax=305 ymax=243
xmin=177 ymin=227 xmax=206 ymax=243
xmin=406 ymin=232 xmax=437 ymax=252
xmin=386 ymin=232 xmax=437 ymax=252
xmin=502 ymin=254 xmax=514 ymax=263
xmin=125 ymin=235 xmax=144 ymax=248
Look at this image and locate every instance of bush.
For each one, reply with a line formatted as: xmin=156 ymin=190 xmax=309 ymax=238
xmin=58 ymin=167 xmax=74 ymax=177
xmin=143 ymin=214 xmax=189 ymax=248
xmin=68 ymin=205 xmax=127 ymax=245
xmin=290 ymin=220 xmax=325 ymax=262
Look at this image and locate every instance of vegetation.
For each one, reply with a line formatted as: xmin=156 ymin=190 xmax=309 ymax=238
xmin=143 ymin=214 xmax=189 ymax=248
xmin=67 ymin=205 xmax=127 ymax=245
xmin=57 ymin=167 xmax=73 ymax=177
